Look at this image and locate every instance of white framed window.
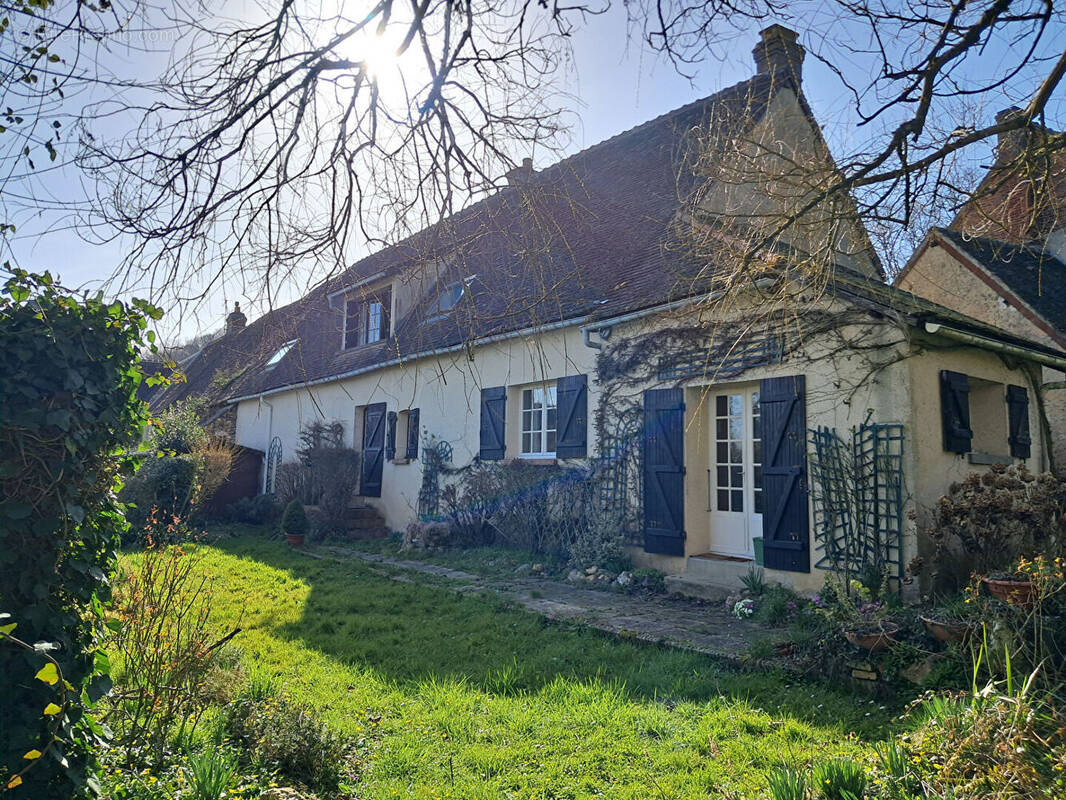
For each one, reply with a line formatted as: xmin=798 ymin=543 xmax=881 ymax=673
xmin=344 ymin=288 xmax=391 ymax=349
xmin=520 ymin=385 xmax=557 ymax=457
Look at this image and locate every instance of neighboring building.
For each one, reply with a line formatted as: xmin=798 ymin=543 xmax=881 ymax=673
xmin=169 ymin=26 xmax=1066 ymax=597
xmin=897 ymin=116 xmax=1066 ymax=475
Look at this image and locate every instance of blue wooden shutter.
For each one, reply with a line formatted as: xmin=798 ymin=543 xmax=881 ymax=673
xmin=360 ymin=402 xmax=386 ymax=497
xmin=940 ymin=370 xmax=972 ymax=453
xmin=1007 ymin=384 xmax=1031 ymax=459
xmin=479 ymin=387 xmax=506 ymax=460
xmin=405 ymin=408 xmax=420 ymax=460
xmin=555 ymin=375 xmax=588 ymax=458
xmin=642 ymin=388 xmax=685 ymax=556
xmin=760 ymin=375 xmax=809 ymax=572
xmin=385 ymin=411 xmax=398 ymax=461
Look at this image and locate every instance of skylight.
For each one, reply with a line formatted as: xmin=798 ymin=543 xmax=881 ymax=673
xmin=265 ymin=339 xmax=297 ymax=369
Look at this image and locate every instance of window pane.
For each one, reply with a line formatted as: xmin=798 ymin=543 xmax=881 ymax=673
xmin=729 ymin=442 xmax=743 ymax=463
xmin=729 ymin=416 xmax=743 ymax=440
xmin=717 ymin=490 xmax=730 ymax=511
xmin=716 ymin=418 xmax=728 ymax=439
xmin=531 ymin=387 xmax=544 ymax=407
xmin=716 ymin=466 xmax=728 ymax=486
xmin=531 ymin=409 xmax=542 ymax=431
xmin=716 ymin=395 xmax=727 ymax=415
xmin=728 ymin=394 xmax=743 ymax=415
xmin=732 ymin=490 xmax=744 ymax=512
xmin=752 ymin=440 xmax=762 ymax=464
xmin=546 ymin=385 xmax=557 ymax=407
xmin=730 ymin=465 xmax=743 ymax=488
xmin=716 ymin=442 xmax=728 ymax=462
xmin=752 ymin=414 xmax=761 ymax=440
xmin=522 ymin=433 xmax=532 ymax=453
xmin=546 ymin=407 xmax=557 ymax=431
xmin=754 ymin=491 xmax=763 ymax=515
xmin=522 ymin=390 xmax=533 ymax=411
xmin=753 ymin=465 xmax=763 ymax=487
xmin=546 ymin=430 xmax=556 ymax=453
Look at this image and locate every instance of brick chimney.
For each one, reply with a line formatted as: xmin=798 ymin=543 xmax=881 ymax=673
xmin=753 ymin=25 xmax=805 ymax=84
xmin=505 ymin=157 xmax=534 ymax=186
xmin=225 ymin=302 xmax=247 ymax=336
xmin=995 ymin=106 xmax=1029 ymax=163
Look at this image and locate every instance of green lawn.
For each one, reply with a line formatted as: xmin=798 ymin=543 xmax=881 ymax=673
xmin=178 ymin=537 xmax=894 ymax=799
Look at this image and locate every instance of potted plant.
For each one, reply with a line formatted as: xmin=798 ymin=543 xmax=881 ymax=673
xmin=816 ymin=573 xmax=900 ymax=652
xmin=281 ymin=499 xmax=309 ymax=546
xmin=981 ymin=572 xmax=1035 ymax=607
xmin=920 ymin=596 xmax=979 ymax=644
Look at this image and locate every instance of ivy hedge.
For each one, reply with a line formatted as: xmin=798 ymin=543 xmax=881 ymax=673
xmin=0 ymin=271 xmax=160 ymax=797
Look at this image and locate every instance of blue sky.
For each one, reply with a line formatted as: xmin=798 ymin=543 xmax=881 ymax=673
xmin=5 ymin=3 xmax=1064 ymax=343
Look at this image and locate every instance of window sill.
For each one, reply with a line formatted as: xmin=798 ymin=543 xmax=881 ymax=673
xmin=341 ymin=339 xmax=390 ymax=354
xmin=967 ymin=452 xmax=1013 ymax=466
xmin=513 ymin=456 xmax=557 ymax=466
xmin=391 ymin=457 xmax=412 ymax=466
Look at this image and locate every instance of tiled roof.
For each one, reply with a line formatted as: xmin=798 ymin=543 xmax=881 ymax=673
xmin=154 ymin=71 xmax=794 ymax=409
xmin=937 ymin=228 xmax=1066 ymax=337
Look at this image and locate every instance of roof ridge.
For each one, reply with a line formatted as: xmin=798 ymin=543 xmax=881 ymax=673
xmin=540 ymin=73 xmax=768 ymax=176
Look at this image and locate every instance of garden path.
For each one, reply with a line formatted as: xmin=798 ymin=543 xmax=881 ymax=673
xmin=303 ymin=545 xmax=787 ymax=666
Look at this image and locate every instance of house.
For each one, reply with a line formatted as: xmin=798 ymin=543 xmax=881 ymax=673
xmin=169 ymin=26 xmax=1066 ymax=598
xmin=897 ymin=115 xmax=1066 ymax=475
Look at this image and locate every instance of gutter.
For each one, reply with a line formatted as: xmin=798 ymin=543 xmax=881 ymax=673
xmin=228 ymin=313 xmax=593 ymax=404
xmin=923 ymin=322 xmax=1066 ymax=372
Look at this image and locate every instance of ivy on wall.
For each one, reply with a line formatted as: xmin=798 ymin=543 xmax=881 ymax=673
xmin=0 ymin=271 xmax=160 ymax=797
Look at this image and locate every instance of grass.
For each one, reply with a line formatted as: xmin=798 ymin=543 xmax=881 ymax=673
xmin=348 ymin=536 xmax=566 ymax=579
xmin=147 ymin=536 xmax=895 ymax=799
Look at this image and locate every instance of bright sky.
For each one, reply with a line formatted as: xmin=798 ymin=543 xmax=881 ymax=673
xmin=4 ymin=2 xmax=1064 ymax=344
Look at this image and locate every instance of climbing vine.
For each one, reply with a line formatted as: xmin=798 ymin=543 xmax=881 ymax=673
xmin=0 ymin=271 xmax=160 ymax=797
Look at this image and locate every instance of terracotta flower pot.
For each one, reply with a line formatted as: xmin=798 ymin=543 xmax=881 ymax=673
xmin=921 ymin=615 xmax=974 ymax=644
xmin=285 ymin=533 xmax=305 ymax=547
xmin=843 ymin=622 xmax=899 ymax=652
xmin=982 ymin=576 xmax=1034 ymax=607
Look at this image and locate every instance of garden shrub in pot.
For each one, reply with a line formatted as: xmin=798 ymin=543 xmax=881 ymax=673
xmin=281 ymin=500 xmax=309 ymax=545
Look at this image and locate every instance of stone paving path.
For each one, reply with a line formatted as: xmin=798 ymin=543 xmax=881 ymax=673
xmin=304 ymin=545 xmax=786 ymax=666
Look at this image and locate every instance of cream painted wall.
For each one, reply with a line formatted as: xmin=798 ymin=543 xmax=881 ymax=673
xmin=900 ymin=243 xmax=1066 ymax=475
xmin=695 ymin=89 xmax=879 ymax=278
xmin=236 ymin=325 xmax=600 ymax=526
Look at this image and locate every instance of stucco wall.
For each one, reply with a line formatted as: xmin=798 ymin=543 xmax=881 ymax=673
xmin=900 ymin=242 xmax=1066 ymax=475
xmin=236 ymin=325 xmax=600 ymax=525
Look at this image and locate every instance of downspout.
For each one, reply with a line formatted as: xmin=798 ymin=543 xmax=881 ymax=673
xmin=258 ymin=393 xmax=274 ymax=494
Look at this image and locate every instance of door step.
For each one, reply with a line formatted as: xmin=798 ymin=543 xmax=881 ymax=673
xmin=664 ymin=554 xmax=757 ymax=601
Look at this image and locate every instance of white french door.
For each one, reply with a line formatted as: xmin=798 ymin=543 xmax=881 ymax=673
xmin=708 ymin=388 xmax=763 ymax=557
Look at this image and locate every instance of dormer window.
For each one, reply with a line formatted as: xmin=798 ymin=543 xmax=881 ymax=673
xmin=344 ymin=288 xmax=391 ymax=349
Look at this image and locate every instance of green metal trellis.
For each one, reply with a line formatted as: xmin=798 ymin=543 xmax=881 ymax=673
xmin=809 ymin=417 xmax=905 ymax=584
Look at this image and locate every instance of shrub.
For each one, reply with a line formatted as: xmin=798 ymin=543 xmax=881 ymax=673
xmin=928 ymin=464 xmax=1066 ymax=585
xmin=224 ymin=694 xmax=355 ymax=793
xmin=226 ymin=494 xmax=279 ymax=525
xmin=308 ymin=447 xmax=360 ymax=536
xmin=568 ymin=515 xmax=631 ymax=572
xmin=0 ymin=271 xmax=156 ymax=797
xmin=402 ymin=519 xmax=459 ymax=550
xmin=280 ymin=500 xmax=309 ymax=537
xmin=105 ymin=545 xmax=237 ymax=766
xmin=273 ymin=461 xmax=309 ymax=509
